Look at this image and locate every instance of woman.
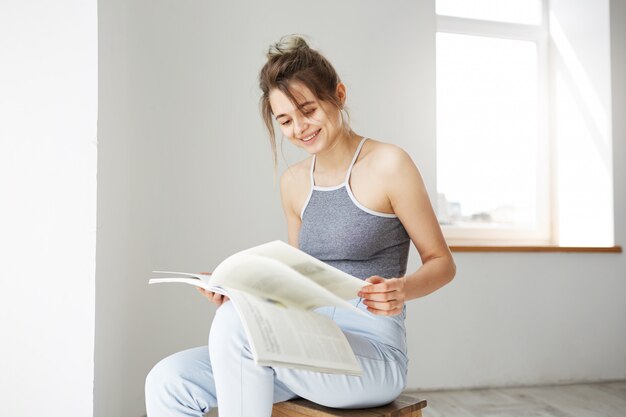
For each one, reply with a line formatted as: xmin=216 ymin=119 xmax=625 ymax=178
xmin=145 ymin=35 xmax=455 ymax=417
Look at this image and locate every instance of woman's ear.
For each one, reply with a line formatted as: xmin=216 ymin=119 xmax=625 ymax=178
xmin=336 ymin=82 xmax=347 ymax=106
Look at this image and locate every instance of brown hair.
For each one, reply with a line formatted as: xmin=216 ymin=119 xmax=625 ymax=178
xmin=259 ymin=35 xmax=350 ymax=167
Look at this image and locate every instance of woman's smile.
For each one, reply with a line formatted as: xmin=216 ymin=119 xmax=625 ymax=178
xmin=300 ymin=129 xmax=321 ymax=143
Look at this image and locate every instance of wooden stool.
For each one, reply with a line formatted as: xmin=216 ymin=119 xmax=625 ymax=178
xmin=271 ymin=394 xmax=427 ymax=417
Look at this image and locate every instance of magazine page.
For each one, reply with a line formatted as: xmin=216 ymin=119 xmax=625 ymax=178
xmin=241 ymin=241 xmax=368 ymax=299
xmin=210 ymin=253 xmax=366 ymax=315
xmin=149 ymin=271 xmax=227 ymax=292
xmin=148 ymin=273 xmax=228 ymax=295
xmin=226 ymin=288 xmax=362 ymax=375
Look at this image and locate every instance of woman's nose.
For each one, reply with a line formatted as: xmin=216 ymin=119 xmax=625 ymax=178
xmin=293 ymin=116 xmax=308 ymax=135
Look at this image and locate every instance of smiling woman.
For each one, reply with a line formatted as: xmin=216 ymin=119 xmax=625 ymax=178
xmin=259 ymin=36 xmax=351 ymax=169
xmin=269 ymin=83 xmax=345 ymax=153
xmin=145 ymin=35 xmax=456 ymax=417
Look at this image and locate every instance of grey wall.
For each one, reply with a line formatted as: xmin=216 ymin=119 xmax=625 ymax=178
xmin=96 ymin=1 xmax=625 ymax=416
xmin=97 ymin=1 xmax=433 ymax=416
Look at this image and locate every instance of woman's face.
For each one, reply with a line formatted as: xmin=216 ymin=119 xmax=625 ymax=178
xmin=269 ymin=82 xmax=345 ymax=154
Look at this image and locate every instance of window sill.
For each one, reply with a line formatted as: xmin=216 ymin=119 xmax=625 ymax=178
xmin=449 ymin=245 xmax=623 ymax=253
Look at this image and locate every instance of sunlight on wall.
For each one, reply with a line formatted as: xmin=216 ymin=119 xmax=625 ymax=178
xmin=550 ymin=2 xmax=614 ymax=246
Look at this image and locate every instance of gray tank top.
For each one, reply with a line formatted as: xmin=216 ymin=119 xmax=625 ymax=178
xmin=299 ymin=138 xmax=410 ymax=280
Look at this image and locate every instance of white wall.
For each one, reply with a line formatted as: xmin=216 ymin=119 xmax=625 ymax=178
xmin=0 ymin=1 xmax=97 ymax=417
xmin=96 ymin=1 xmax=626 ymax=416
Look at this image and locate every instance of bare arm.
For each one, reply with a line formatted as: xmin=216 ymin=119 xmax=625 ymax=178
xmin=280 ymin=168 xmax=303 ymax=248
xmin=359 ymin=146 xmax=456 ymax=315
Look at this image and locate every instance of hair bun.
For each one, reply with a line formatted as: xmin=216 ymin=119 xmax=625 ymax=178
xmin=267 ymin=35 xmax=309 ymax=58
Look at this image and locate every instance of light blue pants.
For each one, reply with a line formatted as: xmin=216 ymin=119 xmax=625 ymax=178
xmin=145 ymin=300 xmax=408 ymax=417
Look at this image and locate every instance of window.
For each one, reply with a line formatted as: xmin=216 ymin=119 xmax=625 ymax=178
xmin=436 ymin=0 xmax=614 ymax=247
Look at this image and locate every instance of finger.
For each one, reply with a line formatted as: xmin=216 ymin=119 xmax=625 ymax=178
xmin=361 ymin=278 xmax=404 ymax=295
xmin=363 ymin=299 xmax=402 ymax=311
xmin=365 ymin=305 xmax=404 ymax=316
xmin=213 ymin=293 xmax=230 ymax=305
xmin=216 ymin=297 xmax=230 ymax=308
xmin=359 ymin=282 xmax=392 ymax=296
xmin=215 ymin=295 xmax=231 ymax=307
xmin=212 ymin=293 xmax=223 ymax=304
xmin=364 ymin=276 xmax=386 ymax=285
xmin=360 ymin=283 xmax=388 ymax=295
xmin=361 ymin=292 xmax=398 ymax=302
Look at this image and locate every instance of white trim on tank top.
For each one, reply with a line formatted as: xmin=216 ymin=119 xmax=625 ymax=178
xmin=299 ymin=137 xmax=398 ymax=220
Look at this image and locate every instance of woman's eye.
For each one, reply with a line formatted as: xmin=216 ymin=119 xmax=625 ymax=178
xmin=303 ymin=108 xmax=316 ymax=116
xmin=281 ymin=120 xmax=291 ymax=126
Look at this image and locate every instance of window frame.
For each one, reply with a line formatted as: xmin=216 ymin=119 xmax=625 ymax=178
xmin=435 ymin=1 xmax=553 ymax=246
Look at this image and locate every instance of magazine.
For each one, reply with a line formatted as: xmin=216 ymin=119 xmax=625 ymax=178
xmin=149 ymin=240 xmax=369 ymax=375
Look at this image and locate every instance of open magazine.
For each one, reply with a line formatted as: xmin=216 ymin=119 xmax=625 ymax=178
xmin=149 ymin=240 xmax=369 ymax=375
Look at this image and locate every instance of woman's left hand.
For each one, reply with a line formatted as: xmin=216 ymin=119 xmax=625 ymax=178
xmin=358 ymin=276 xmax=406 ymax=316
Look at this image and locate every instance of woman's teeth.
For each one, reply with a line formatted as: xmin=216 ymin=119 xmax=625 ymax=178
xmin=302 ymin=130 xmax=319 ymax=142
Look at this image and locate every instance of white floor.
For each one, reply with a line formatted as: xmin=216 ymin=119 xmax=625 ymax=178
xmin=410 ymin=381 xmax=626 ymax=417
xmin=202 ymin=381 xmax=626 ymax=416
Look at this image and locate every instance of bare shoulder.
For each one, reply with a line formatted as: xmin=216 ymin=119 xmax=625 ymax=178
xmin=279 ymin=157 xmax=312 ymax=216
xmin=361 ymin=139 xmax=418 ymax=177
xmin=280 ymin=157 xmax=311 ymax=192
xmin=279 ymin=158 xmax=311 ymax=245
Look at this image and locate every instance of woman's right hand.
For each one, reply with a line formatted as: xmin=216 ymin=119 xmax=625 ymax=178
xmin=196 ymin=272 xmax=230 ymax=307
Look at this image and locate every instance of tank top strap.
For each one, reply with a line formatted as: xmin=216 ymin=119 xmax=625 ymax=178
xmin=344 ymin=137 xmax=368 ymax=184
xmin=309 ymin=154 xmax=316 ymax=187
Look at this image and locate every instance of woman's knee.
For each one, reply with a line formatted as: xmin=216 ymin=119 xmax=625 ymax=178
xmin=145 ymin=347 xmax=215 ymax=416
xmin=145 ymin=359 xmax=176 ymax=409
xmin=145 ymin=347 xmax=207 ymax=400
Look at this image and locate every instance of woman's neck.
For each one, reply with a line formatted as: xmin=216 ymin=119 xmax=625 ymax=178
xmin=313 ymin=130 xmax=361 ymax=175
